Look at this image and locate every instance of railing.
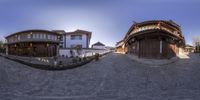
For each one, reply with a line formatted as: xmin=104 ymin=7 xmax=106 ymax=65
xmin=6 ymin=39 xmax=60 ymax=44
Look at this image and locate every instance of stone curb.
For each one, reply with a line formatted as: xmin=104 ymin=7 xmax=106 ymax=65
xmin=0 ymin=54 xmax=93 ymax=71
xmin=126 ymin=54 xmax=179 ymax=67
xmin=0 ymin=52 xmax=111 ymax=71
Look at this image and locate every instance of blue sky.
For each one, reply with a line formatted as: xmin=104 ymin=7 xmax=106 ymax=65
xmin=0 ymin=0 xmax=199 ymax=46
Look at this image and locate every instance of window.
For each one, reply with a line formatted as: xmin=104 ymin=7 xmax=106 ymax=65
xmin=52 ymin=35 xmax=55 ymax=40
xmin=70 ymin=44 xmax=82 ymax=48
xmin=60 ymin=36 xmax=63 ymax=41
xmin=33 ymin=34 xmax=36 ymax=39
xmin=18 ymin=35 xmax=21 ymax=40
xmin=51 ymin=35 xmax=54 ymax=40
xmin=48 ymin=35 xmax=51 ymax=39
xmin=70 ymin=35 xmax=82 ymax=40
xmin=55 ymin=36 xmax=58 ymax=40
xmin=43 ymin=34 xmax=46 ymax=39
xmin=36 ymin=34 xmax=39 ymax=39
xmin=54 ymin=36 xmax=57 ymax=40
xmin=27 ymin=34 xmax=31 ymax=39
xmin=40 ymin=33 xmax=43 ymax=39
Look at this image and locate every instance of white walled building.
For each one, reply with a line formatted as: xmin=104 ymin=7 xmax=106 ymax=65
xmin=54 ymin=29 xmax=92 ymax=49
xmin=53 ymin=30 xmax=110 ymax=57
xmin=92 ymin=42 xmax=106 ymax=49
xmin=65 ymin=30 xmax=91 ymax=48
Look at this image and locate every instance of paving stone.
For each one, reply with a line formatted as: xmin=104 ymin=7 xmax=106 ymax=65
xmin=0 ymin=53 xmax=200 ymax=100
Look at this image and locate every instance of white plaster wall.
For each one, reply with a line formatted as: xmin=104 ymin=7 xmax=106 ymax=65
xmin=92 ymin=46 xmax=106 ymax=49
xmin=178 ymin=47 xmax=185 ymax=55
xmin=65 ymin=34 xmax=87 ymax=48
xmin=59 ymin=49 xmax=110 ymax=57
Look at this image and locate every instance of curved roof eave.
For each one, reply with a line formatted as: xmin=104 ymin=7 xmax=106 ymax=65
xmin=5 ymin=29 xmax=60 ymax=39
xmin=124 ymin=29 xmax=185 ymax=44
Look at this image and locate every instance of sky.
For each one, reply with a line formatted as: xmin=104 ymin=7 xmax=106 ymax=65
xmin=0 ymin=0 xmax=199 ymax=46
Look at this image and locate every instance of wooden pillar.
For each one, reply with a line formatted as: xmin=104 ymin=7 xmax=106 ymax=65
xmin=46 ymin=43 xmax=49 ymax=57
xmin=56 ymin=44 xmax=59 ymax=57
xmin=138 ymin=40 xmax=140 ymax=58
xmin=30 ymin=43 xmax=33 ymax=57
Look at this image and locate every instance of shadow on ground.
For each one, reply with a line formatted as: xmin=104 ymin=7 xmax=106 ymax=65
xmin=0 ymin=53 xmax=200 ymax=100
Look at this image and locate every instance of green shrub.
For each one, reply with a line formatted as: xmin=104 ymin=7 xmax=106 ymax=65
xmin=78 ymin=57 xmax=82 ymax=62
xmin=87 ymin=56 xmax=94 ymax=60
xmin=83 ymin=57 xmax=87 ymax=61
xmin=58 ymin=61 xmax=63 ymax=66
xmin=72 ymin=58 xmax=77 ymax=63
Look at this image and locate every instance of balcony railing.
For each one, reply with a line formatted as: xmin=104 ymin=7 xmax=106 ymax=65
xmin=128 ymin=25 xmax=180 ymax=38
xmin=6 ymin=38 xmax=60 ymax=44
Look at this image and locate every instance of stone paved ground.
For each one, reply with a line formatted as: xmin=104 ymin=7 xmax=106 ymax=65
xmin=0 ymin=53 xmax=200 ymax=100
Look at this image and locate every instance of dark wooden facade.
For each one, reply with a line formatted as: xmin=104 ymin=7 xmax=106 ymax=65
xmin=124 ymin=20 xmax=185 ymax=59
xmin=5 ymin=30 xmax=60 ymax=57
xmin=7 ymin=42 xmax=58 ymax=57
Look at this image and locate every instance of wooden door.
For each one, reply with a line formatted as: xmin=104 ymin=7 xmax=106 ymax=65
xmin=139 ymin=38 xmax=160 ymax=59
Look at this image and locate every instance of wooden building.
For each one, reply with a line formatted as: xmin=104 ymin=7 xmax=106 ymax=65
xmin=123 ymin=20 xmax=185 ymax=59
xmin=92 ymin=42 xmax=106 ymax=49
xmin=5 ymin=29 xmax=60 ymax=57
xmin=115 ymin=40 xmax=127 ymax=54
xmin=185 ymin=44 xmax=195 ymax=53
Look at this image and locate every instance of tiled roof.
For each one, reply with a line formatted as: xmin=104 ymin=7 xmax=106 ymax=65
xmin=6 ymin=29 xmax=60 ymax=38
xmin=92 ymin=42 xmax=105 ymax=46
xmin=124 ymin=20 xmax=184 ymax=41
xmin=65 ymin=29 xmax=92 ymax=39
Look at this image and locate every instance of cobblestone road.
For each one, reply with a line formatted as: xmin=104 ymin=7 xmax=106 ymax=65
xmin=0 ymin=53 xmax=200 ymax=100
